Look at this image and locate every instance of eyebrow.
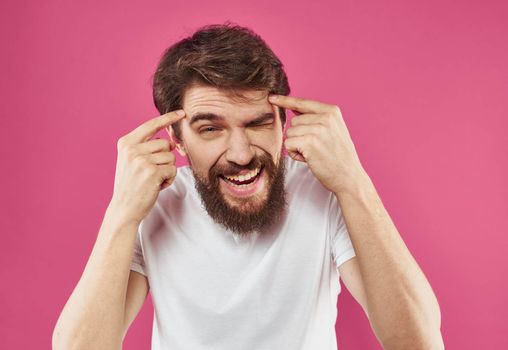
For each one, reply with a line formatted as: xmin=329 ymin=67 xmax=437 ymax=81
xmin=189 ymin=112 xmax=275 ymax=127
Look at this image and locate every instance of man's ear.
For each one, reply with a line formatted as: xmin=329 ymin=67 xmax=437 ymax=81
xmin=166 ymin=126 xmax=187 ymax=156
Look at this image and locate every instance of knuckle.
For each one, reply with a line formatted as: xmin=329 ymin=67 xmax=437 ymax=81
xmin=330 ymin=104 xmax=340 ymax=113
xmin=132 ymin=154 xmax=146 ymax=167
xmin=162 ymin=165 xmax=175 ymax=179
xmin=315 ymin=124 xmax=325 ymax=134
xmin=159 ymin=138 xmax=170 ymax=150
xmin=305 ymin=135 xmax=315 ymax=146
xmin=144 ymin=164 xmax=158 ymax=177
xmin=320 ymin=113 xmax=335 ymax=127
xmin=311 ymin=136 xmax=320 ymax=148
xmin=124 ymin=145 xmax=137 ymax=160
xmin=117 ymin=137 xmax=127 ymax=150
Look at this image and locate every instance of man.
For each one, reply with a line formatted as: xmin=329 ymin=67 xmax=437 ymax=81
xmin=53 ymin=23 xmax=444 ymax=350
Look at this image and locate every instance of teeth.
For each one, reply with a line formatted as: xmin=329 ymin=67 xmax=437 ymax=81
xmin=224 ymin=167 xmax=260 ymax=182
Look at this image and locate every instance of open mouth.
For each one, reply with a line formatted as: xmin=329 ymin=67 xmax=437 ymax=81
xmin=220 ymin=166 xmax=264 ymax=188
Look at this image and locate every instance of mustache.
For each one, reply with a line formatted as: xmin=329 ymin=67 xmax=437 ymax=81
xmin=210 ymin=154 xmax=271 ymax=178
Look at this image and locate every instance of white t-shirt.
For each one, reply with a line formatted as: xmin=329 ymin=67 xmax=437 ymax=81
xmin=130 ymin=155 xmax=356 ymax=350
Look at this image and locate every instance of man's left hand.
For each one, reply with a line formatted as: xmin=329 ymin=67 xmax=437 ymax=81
xmin=268 ymin=94 xmax=368 ymax=194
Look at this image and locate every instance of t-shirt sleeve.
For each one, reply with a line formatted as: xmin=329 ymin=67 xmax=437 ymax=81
xmin=329 ymin=195 xmax=356 ymax=269
xmin=130 ymin=225 xmax=147 ymax=276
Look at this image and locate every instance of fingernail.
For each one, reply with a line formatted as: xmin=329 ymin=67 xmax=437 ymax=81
xmin=268 ymin=95 xmax=278 ymax=101
xmin=176 ymin=109 xmax=185 ymax=116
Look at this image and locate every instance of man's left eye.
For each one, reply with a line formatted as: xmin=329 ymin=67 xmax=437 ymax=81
xmin=199 ymin=127 xmax=219 ymax=134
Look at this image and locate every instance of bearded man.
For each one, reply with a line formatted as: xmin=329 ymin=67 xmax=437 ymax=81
xmin=53 ymin=23 xmax=444 ymax=350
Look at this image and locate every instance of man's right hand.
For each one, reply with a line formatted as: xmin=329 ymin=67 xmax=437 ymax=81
xmin=108 ymin=109 xmax=186 ymax=227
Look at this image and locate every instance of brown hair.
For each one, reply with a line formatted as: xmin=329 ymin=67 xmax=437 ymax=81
xmin=152 ymin=22 xmax=291 ymax=140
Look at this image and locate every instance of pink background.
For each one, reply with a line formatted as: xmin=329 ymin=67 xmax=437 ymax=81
xmin=1 ymin=0 xmax=507 ymax=349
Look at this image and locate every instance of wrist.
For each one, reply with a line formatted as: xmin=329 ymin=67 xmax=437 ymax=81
xmin=332 ymin=166 xmax=373 ymax=198
xmin=104 ymin=201 xmax=141 ymax=231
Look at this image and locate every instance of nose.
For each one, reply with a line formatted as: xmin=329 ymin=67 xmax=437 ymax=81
xmin=224 ymin=129 xmax=255 ymax=166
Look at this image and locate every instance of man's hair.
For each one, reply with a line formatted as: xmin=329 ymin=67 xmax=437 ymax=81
xmin=152 ymin=22 xmax=291 ymax=140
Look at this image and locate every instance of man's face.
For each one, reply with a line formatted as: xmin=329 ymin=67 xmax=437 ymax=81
xmin=177 ymin=84 xmax=287 ymax=235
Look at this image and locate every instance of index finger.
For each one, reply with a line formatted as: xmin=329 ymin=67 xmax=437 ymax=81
xmin=128 ymin=109 xmax=185 ymax=144
xmin=268 ymin=94 xmax=332 ymax=114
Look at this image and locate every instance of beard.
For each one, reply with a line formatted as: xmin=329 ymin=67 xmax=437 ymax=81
xmin=191 ymin=150 xmax=287 ymax=236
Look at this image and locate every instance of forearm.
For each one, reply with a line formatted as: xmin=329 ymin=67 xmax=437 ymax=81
xmin=335 ymin=174 xmax=443 ymax=350
xmin=52 ymin=203 xmax=139 ymax=350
